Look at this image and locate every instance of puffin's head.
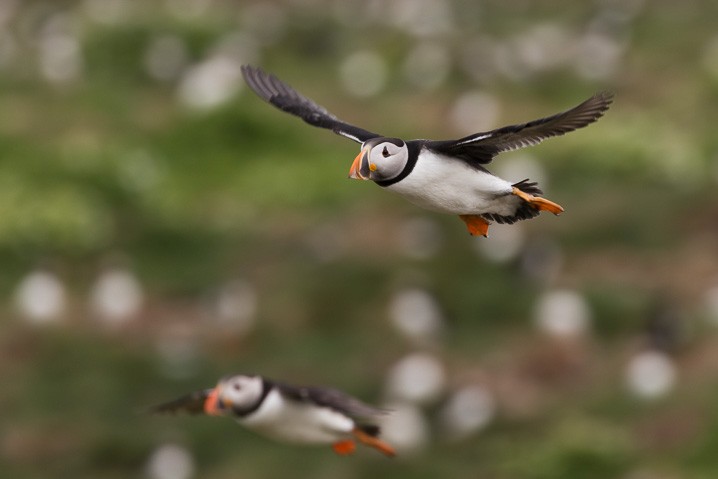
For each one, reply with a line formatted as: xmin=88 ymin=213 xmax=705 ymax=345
xmin=203 ymin=374 xmax=264 ymax=416
xmin=349 ymin=137 xmax=408 ymax=183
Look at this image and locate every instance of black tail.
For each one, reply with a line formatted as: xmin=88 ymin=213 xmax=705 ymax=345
xmin=481 ymin=179 xmax=542 ymax=224
xmin=512 ymin=178 xmax=543 ymax=196
xmin=358 ymin=424 xmax=381 ymax=437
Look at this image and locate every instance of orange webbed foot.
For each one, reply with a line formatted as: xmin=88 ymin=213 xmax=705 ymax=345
xmin=352 ymin=428 xmax=397 ymax=458
xmin=512 ymin=187 xmax=564 ymax=215
xmin=332 ymin=439 xmax=357 ymax=456
xmin=459 ymin=214 xmax=490 ymax=237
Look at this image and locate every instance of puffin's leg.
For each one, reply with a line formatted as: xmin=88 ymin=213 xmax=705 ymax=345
xmin=512 ymin=187 xmax=564 ymax=215
xmin=352 ymin=428 xmax=397 ymax=457
xmin=459 ymin=215 xmax=490 ymax=237
xmin=332 ymin=439 xmax=356 ymax=455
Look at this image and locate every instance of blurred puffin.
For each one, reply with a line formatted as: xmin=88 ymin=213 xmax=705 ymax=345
xmin=241 ymin=65 xmax=613 ymax=237
xmin=151 ymin=373 xmax=396 ymax=457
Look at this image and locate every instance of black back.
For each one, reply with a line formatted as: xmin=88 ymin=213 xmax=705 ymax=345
xmin=271 ymin=379 xmax=387 ymax=419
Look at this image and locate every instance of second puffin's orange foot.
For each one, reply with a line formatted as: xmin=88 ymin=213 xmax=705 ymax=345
xmin=332 ymin=440 xmax=356 ymax=456
xmin=459 ymin=214 xmax=490 ymax=237
xmin=512 ymin=187 xmax=564 ymax=215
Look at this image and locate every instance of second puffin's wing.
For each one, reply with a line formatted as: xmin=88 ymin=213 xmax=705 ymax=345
xmin=426 ymin=91 xmax=614 ymax=165
xmin=241 ymin=65 xmax=381 ymax=144
xmin=275 ymin=381 xmax=388 ymax=419
xmin=148 ymin=389 xmax=213 ymax=415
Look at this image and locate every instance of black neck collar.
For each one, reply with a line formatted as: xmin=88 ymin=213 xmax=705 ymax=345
xmin=374 ymin=141 xmax=421 ymax=188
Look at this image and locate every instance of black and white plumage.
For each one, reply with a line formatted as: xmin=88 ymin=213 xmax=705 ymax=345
xmin=241 ymin=65 xmax=613 ymax=237
xmin=151 ymin=374 xmax=395 ymax=457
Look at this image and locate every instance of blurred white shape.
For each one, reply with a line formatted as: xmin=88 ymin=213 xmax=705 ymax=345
xmin=702 ymin=35 xmax=718 ymax=80
xmin=493 ymin=40 xmax=532 ymax=82
xmin=624 ymin=469 xmax=671 ymax=479
xmin=146 ymin=443 xmax=195 ymax=479
xmin=460 ymin=36 xmax=499 ymax=84
xmin=439 ymin=384 xmax=496 ymax=441
xmin=144 ymin=35 xmax=188 ymax=82
xmin=117 ymin=149 xmax=164 ymax=193
xmin=305 ymin=223 xmax=345 ymax=263
xmin=388 ymin=0 xmax=453 ymax=37
xmin=0 ymin=31 xmax=17 ymax=69
xmin=82 ymin=0 xmax=131 ymax=24
xmin=397 ymin=216 xmax=442 ymax=260
xmin=213 ymin=279 xmax=258 ymax=334
xmin=286 ymin=0 xmax=322 ymax=7
xmin=402 ymin=42 xmax=451 ymax=91
xmin=705 ymin=284 xmax=718 ymax=324
xmin=339 ymin=50 xmax=387 ymax=98
xmin=38 ymin=34 xmax=82 ymax=83
xmin=599 ymin=0 xmax=647 ymax=19
xmin=512 ymin=23 xmax=575 ymax=75
xmin=332 ymin=0 xmax=384 ymax=27
xmin=164 ymin=0 xmax=210 ymax=19
xmin=178 ymin=56 xmax=243 ymax=110
xmin=90 ymin=268 xmax=144 ymax=326
xmin=587 ymin=8 xmax=635 ymax=40
xmin=210 ymin=31 xmax=259 ymax=65
xmin=0 ymin=0 xmax=17 ymax=26
xmin=15 ymin=270 xmax=66 ymax=325
xmin=501 ymin=21 xmax=584 ymax=80
xmin=241 ymin=2 xmax=287 ymax=45
xmin=156 ymin=330 xmax=201 ymax=379
xmin=379 ymin=402 xmax=430 ymax=454
xmin=573 ymin=32 xmax=625 ymax=81
xmin=534 ymin=289 xmax=591 ymax=338
xmin=520 ymin=237 xmax=563 ymax=283
xmin=450 ymin=91 xmax=500 ymax=136
xmin=386 ymin=353 xmax=446 ymax=404
xmin=495 ymin=154 xmax=548 ymax=190
xmin=475 ymin=223 xmax=525 ymax=263
xmin=625 ymin=350 xmax=676 ymax=400
xmin=388 ymin=288 xmax=444 ymax=344
xmin=38 ymin=15 xmax=83 ymax=85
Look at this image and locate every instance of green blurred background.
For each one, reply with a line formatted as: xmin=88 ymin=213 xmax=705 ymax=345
xmin=3 ymin=0 xmax=718 ymax=478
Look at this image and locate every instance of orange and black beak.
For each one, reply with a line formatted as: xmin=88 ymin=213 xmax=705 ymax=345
xmin=203 ymin=386 xmax=232 ymax=416
xmin=348 ymin=147 xmax=372 ymax=180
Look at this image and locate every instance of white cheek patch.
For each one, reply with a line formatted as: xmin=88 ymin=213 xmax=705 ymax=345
xmin=372 ymin=145 xmax=407 ymax=180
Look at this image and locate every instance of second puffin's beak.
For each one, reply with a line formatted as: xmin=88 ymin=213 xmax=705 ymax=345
xmin=203 ymin=387 xmax=223 ymax=416
xmin=348 ymin=147 xmax=371 ymax=181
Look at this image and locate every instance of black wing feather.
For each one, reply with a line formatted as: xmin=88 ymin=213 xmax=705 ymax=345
xmin=274 ymin=381 xmax=387 ymax=419
xmin=147 ymin=389 xmax=212 ymax=416
xmin=427 ymin=91 xmax=614 ymax=164
xmin=241 ymin=65 xmax=381 ymax=144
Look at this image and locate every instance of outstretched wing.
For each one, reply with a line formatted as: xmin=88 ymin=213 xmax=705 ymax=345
xmin=426 ymin=91 xmax=614 ymax=164
xmin=241 ymin=65 xmax=381 ymax=144
xmin=147 ymin=389 xmax=213 ymax=416
xmin=275 ymin=381 xmax=387 ymax=419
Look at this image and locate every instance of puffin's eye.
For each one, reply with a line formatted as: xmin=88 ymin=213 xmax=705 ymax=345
xmin=233 ymin=383 xmax=242 ymax=391
xmin=382 ymin=146 xmax=389 ymax=158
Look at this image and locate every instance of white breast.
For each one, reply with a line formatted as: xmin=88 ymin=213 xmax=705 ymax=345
xmin=385 ymin=148 xmax=517 ymax=216
xmin=237 ymin=389 xmax=355 ymax=444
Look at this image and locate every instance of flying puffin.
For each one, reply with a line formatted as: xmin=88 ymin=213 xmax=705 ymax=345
xmin=241 ymin=65 xmax=613 ymax=237
xmin=150 ymin=373 xmax=396 ymax=457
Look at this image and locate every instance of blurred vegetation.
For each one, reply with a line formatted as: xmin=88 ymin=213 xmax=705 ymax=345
xmin=2 ymin=1 xmax=718 ymax=478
